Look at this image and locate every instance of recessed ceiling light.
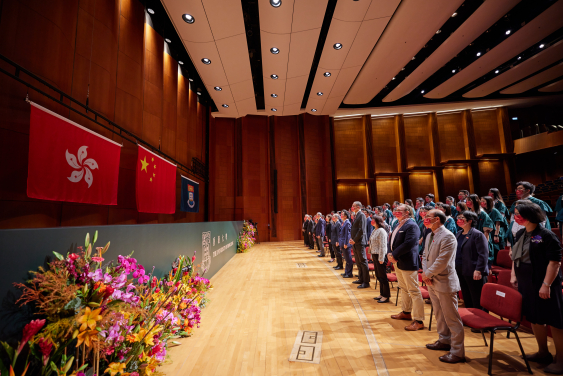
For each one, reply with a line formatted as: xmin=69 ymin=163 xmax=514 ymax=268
xmin=196 ymin=91 xmax=201 ymax=96
xmin=270 ymin=74 xmax=278 ymax=79
xmin=182 ymin=14 xmax=195 ymax=24
xmin=495 ymin=70 xmax=499 ymax=73
xmin=421 ymin=90 xmax=425 ymax=94
xmin=270 ymin=0 xmax=282 ymax=8
xmin=392 ymin=77 xmax=396 ymax=80
xmin=476 ymin=52 xmax=481 ymax=57
xmin=222 ymin=104 xmax=229 ymax=108
xmin=214 ymin=86 xmax=222 ymax=91
xmin=451 ymin=12 xmax=457 ymax=17
xmin=333 ymin=43 xmax=343 ymax=50
xmin=317 ymin=92 xmax=323 ymax=96
xmin=188 ymin=78 xmax=194 ymax=82
xmin=505 ymin=30 xmax=511 ymax=35
xmin=271 ymin=108 xmax=277 ymax=112
xmin=512 ymin=117 xmax=518 ymax=120
xmin=539 ymin=44 xmax=545 ymax=48
xmin=311 ymin=109 xmax=317 ymax=112
xmin=165 ymin=38 xmax=171 ymax=43
xmin=202 ymin=58 xmax=211 ymax=65
xmin=452 ymin=69 xmax=456 ymax=73
xmin=271 ymin=93 xmax=278 ymax=98
xmin=401 ymin=68 xmax=405 ymax=71
xmin=517 ymin=56 xmax=522 ymax=60
xmin=435 ymin=30 xmax=441 ymax=34
xmin=270 ymin=47 xmax=280 ymax=54
xmin=179 ymin=61 xmax=184 ymax=65
xmin=147 ymin=8 xmax=154 ymax=14
xmin=411 ymin=57 xmax=416 ymax=61
xmin=323 ymin=72 xmax=331 ymax=77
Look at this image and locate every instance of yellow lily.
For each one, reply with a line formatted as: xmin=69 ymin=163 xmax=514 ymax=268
xmin=105 ymin=362 xmax=126 ymax=376
xmin=77 ymin=307 xmax=102 ymax=331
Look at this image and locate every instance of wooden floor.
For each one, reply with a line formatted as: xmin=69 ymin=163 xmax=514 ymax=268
xmin=160 ymin=241 xmax=557 ymax=376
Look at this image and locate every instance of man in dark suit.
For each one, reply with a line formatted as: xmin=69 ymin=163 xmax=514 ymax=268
xmin=302 ymin=215 xmax=310 ymax=247
xmin=306 ymin=216 xmax=315 ymax=250
xmin=326 ymin=215 xmax=333 ymax=261
xmin=315 ymin=213 xmax=326 ymax=257
xmin=349 ymin=201 xmax=370 ymax=288
xmin=388 ymin=204 xmax=424 ymax=331
xmin=331 ymin=214 xmax=343 ymax=269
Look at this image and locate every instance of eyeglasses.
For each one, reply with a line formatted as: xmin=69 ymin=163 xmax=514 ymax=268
xmin=457 ymin=216 xmax=466 ymax=220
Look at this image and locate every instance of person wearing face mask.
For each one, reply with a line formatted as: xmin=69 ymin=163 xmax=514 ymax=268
xmin=454 ymin=211 xmax=489 ymax=310
xmin=331 ymin=214 xmax=343 ymax=270
xmin=466 ymin=194 xmax=495 ymax=267
xmin=455 ymin=202 xmax=468 ymax=232
xmin=307 ymin=215 xmax=315 ymax=250
xmin=303 ymin=215 xmax=310 ymax=247
xmin=418 ymin=206 xmax=432 ymax=255
xmin=489 ymin=188 xmax=509 ymax=218
xmin=414 ymin=197 xmax=425 ymax=222
xmin=326 ymin=215 xmax=333 ymax=262
xmin=387 ymin=204 xmax=424 ymax=330
xmin=436 ymin=203 xmax=457 ymax=234
xmin=458 ymin=190 xmax=469 ymax=203
xmin=510 ymin=201 xmax=563 ymax=373
xmin=315 ymin=213 xmax=326 ymax=257
xmin=349 ymin=202 xmax=370 ymax=288
xmin=339 ymin=210 xmax=353 ymax=278
xmin=425 ymin=193 xmax=436 ymax=208
xmin=446 ymin=196 xmax=457 ymax=220
xmin=369 ymin=214 xmax=390 ymax=303
xmin=383 ymin=203 xmax=394 ymax=226
xmin=481 ymin=196 xmax=508 ymax=264
xmin=421 ymin=209 xmax=464 ymax=364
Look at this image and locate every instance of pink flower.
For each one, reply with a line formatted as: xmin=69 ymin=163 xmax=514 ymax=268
xmin=18 ymin=319 xmax=45 ymax=354
xmin=92 ymin=257 xmax=104 ymax=263
xmin=68 ymin=253 xmax=80 ymax=261
xmin=37 ymin=337 xmax=53 ymax=366
xmin=192 ymin=255 xmax=196 ymax=263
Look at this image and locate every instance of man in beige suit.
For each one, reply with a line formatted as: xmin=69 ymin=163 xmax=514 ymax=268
xmin=421 ymin=209 xmax=465 ymax=364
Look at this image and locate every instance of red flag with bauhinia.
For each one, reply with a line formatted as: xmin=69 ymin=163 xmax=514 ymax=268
xmin=27 ymin=102 xmax=121 ymax=205
xmin=136 ymin=145 xmax=176 ymax=213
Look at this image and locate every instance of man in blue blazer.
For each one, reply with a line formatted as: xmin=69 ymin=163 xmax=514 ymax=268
xmin=339 ymin=211 xmax=353 ymax=278
xmin=350 ymin=201 xmax=370 ymax=288
xmin=315 ymin=212 xmax=326 ymax=257
xmin=388 ymin=204 xmax=424 ymax=330
xmin=331 ymin=215 xmax=343 ymax=270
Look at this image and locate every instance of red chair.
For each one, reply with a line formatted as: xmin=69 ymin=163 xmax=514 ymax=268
xmin=418 ymin=273 xmax=434 ymax=331
xmin=491 ymin=249 xmax=512 ymax=275
xmin=496 ymin=269 xmax=515 ymax=289
xmin=458 ymin=284 xmax=532 ymax=375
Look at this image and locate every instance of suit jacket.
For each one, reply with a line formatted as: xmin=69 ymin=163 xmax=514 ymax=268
xmin=422 ymin=225 xmax=460 ymax=293
xmin=306 ymin=220 xmax=313 ymax=234
xmin=331 ymin=220 xmax=341 ymax=245
xmin=455 ymin=227 xmax=489 ymax=276
xmin=339 ymin=219 xmax=351 ymax=247
xmin=388 ymin=219 xmax=420 ymax=271
xmin=351 ymin=210 xmax=367 ymax=246
xmin=326 ymin=221 xmax=332 ymax=241
xmin=315 ymin=218 xmax=326 ymax=237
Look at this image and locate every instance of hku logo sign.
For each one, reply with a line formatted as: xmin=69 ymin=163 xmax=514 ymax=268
xmin=187 ymin=184 xmax=195 ymax=208
xmin=202 ymin=231 xmax=211 ymax=272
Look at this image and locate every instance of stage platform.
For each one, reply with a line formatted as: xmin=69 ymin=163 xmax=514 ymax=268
xmin=161 ymin=241 xmax=555 ymax=376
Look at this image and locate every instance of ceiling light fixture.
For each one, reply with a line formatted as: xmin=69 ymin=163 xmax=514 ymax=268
xmin=188 ymin=78 xmax=194 ymax=82
xmin=506 ymin=30 xmax=511 ymax=35
xmin=222 ymin=104 xmax=229 ymax=108
xmin=476 ymin=52 xmax=481 ymax=57
xmin=452 ymin=69 xmax=456 ymax=73
xmin=512 ymin=117 xmax=518 ymax=120
xmin=539 ymin=44 xmax=545 ymax=48
xmin=451 ymin=12 xmax=457 ymax=17
xmin=271 ymin=93 xmax=278 ymax=98
xmin=270 ymin=74 xmax=278 ymax=79
xmin=196 ymin=91 xmax=201 ymax=96
xmin=179 ymin=61 xmax=184 ymax=65
xmin=165 ymin=38 xmax=171 ymax=43
xmin=436 ymin=30 xmax=441 ymax=34
xmin=202 ymin=58 xmax=211 ymax=65
xmin=333 ymin=43 xmax=343 ymax=50
xmin=270 ymin=47 xmax=280 ymax=54
xmin=517 ymin=56 xmax=522 ymax=60
xmin=317 ymin=92 xmax=323 ymax=96
xmin=270 ymin=0 xmax=282 ymax=8
xmin=495 ymin=70 xmax=499 ymax=73
xmin=421 ymin=90 xmax=425 ymax=94
xmin=182 ymin=14 xmax=195 ymax=24
xmin=323 ymin=72 xmax=331 ymax=77
xmin=392 ymin=77 xmax=395 ymax=80
xmin=147 ymin=8 xmax=154 ymax=14
xmin=411 ymin=57 xmax=416 ymax=61
xmin=271 ymin=108 xmax=277 ymax=112
xmin=311 ymin=109 xmax=317 ymax=112
xmin=214 ymin=86 xmax=222 ymax=91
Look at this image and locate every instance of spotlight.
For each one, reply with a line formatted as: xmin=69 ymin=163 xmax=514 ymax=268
xmin=452 ymin=69 xmax=456 ymax=73
xmin=476 ymin=52 xmax=481 ymax=57
xmin=214 ymin=87 xmax=222 ymax=91
xmin=311 ymin=109 xmax=317 ymax=112
xmin=165 ymin=38 xmax=171 ymax=43
xmin=436 ymin=30 xmax=441 ymax=34
xmin=411 ymin=57 xmax=416 ymax=60
xmin=270 ymin=0 xmax=281 ymax=8
xmin=421 ymin=90 xmax=425 ymax=94
xmin=512 ymin=117 xmax=518 ymax=120
xmin=196 ymin=91 xmax=201 ymax=96
xmin=317 ymin=92 xmax=323 ymax=96
xmin=392 ymin=77 xmax=395 ymax=80
xmin=222 ymin=104 xmax=229 ymax=108
xmin=495 ymin=70 xmax=499 ymax=73
xmin=539 ymin=44 xmax=545 ymax=48
xmin=147 ymin=8 xmax=154 ymax=14
xmin=451 ymin=12 xmax=457 ymax=17
xmin=271 ymin=108 xmax=277 ymax=112
xmin=333 ymin=43 xmax=343 ymax=50
xmin=188 ymin=78 xmax=194 ymax=82
xmin=179 ymin=61 xmax=184 ymax=65
xmin=182 ymin=14 xmax=195 ymax=24
xmin=505 ymin=30 xmax=511 ymax=35
xmin=270 ymin=47 xmax=280 ymax=54
xmin=517 ymin=56 xmax=522 ymax=60
xmin=270 ymin=74 xmax=278 ymax=79
xmin=271 ymin=94 xmax=278 ymax=98
xmin=323 ymin=72 xmax=331 ymax=77
xmin=202 ymin=58 xmax=211 ymax=65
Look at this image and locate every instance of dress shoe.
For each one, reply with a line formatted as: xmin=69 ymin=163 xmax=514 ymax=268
xmin=317 ymin=255 xmax=323 ymax=257
xmin=439 ymin=353 xmax=466 ymax=364
xmin=426 ymin=341 xmax=451 ymax=351
xmin=352 ymin=280 xmax=362 ymax=284
xmin=334 ymin=266 xmax=343 ymax=270
xmin=544 ymin=363 xmax=563 ymax=374
xmin=357 ymin=283 xmax=370 ymax=289
xmin=342 ymin=275 xmax=354 ymax=278
xmin=391 ymin=312 xmax=412 ymax=320
xmin=329 ymin=259 xmax=334 ymax=263
xmin=374 ymin=295 xmax=383 ymax=300
xmin=377 ymin=298 xmax=390 ymax=303
xmin=525 ymin=352 xmax=553 ymax=364
xmin=405 ymin=321 xmax=425 ymax=331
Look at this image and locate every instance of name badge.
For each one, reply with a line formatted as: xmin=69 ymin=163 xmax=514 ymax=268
xmin=496 ymin=290 xmax=506 ymax=298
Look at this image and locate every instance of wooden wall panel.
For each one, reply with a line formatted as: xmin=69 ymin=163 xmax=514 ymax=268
xmin=210 ymin=117 xmax=236 ymax=222
xmin=336 ymin=184 xmax=368 ymax=211
xmin=443 ymin=167 xmax=470 ymax=199
xmin=472 ymin=110 xmax=501 ymax=156
xmin=478 ymin=160 xmax=506 ymax=196
xmin=409 ymin=173 xmax=434 ymax=201
xmin=375 ymin=179 xmax=400 ymax=206
xmin=333 ymin=117 xmax=365 ymax=179
xmin=371 ymin=117 xmax=397 ymax=173
xmin=404 ymin=115 xmax=431 ymax=167
xmin=437 ymin=112 xmax=465 ymax=162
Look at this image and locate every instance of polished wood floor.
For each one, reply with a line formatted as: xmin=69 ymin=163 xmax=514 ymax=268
xmin=161 ymin=241 xmax=557 ymax=376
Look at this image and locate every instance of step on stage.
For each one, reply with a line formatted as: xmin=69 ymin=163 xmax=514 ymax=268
xmin=161 ymin=241 xmax=554 ymax=376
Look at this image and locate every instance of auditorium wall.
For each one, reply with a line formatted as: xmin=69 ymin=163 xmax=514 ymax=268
xmin=0 ymin=0 xmax=206 ymax=229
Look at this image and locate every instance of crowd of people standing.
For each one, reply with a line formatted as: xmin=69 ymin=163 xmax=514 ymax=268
xmin=301 ymin=181 xmax=563 ymax=372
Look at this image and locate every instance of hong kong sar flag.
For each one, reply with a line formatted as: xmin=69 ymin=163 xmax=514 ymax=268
xmin=136 ymin=145 xmax=176 ymax=214
xmin=27 ymin=102 xmax=121 ymax=205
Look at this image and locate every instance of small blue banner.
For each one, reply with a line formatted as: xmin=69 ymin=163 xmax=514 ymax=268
xmin=181 ymin=175 xmax=199 ymax=213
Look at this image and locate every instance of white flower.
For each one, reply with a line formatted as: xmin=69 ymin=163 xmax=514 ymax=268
xmin=66 ymin=146 xmax=98 ymax=188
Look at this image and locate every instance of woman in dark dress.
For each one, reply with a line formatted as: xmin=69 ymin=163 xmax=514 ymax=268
xmin=510 ymin=201 xmax=563 ymax=373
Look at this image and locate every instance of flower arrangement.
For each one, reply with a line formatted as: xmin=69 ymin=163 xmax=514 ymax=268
xmin=236 ymin=220 xmax=256 ymax=253
xmin=0 ymin=231 xmax=212 ymax=376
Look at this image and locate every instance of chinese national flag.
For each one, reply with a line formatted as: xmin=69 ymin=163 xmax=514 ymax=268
xmin=27 ymin=102 xmax=121 ymax=205
xmin=136 ymin=145 xmax=176 ymax=213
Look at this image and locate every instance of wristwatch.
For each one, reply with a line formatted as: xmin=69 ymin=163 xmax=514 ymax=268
xmin=543 ymin=281 xmax=551 ymax=287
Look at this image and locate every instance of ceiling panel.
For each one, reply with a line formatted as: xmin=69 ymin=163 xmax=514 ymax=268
xmin=317 ymin=19 xmax=362 ymax=70
xmin=341 ymin=17 xmax=390 ymax=69
xmin=284 ymin=75 xmax=310 ymax=105
xmin=344 ymin=0 xmax=463 ymax=105
xmin=161 ymin=0 xmax=214 ymax=43
xmin=321 ymin=95 xmax=345 ymax=115
xmin=229 ymin=80 xmax=255 ymax=102
xmin=261 ymin=32 xmax=291 ymax=81
xmin=332 ymin=0 xmax=372 ymax=22
xmin=539 ymin=78 xmax=563 ymax=93
xmin=202 ymin=0 xmax=246 ymax=40
xmin=364 ymin=0 xmax=403 ymax=20
xmin=383 ymin=0 xmax=520 ymax=102
xmin=330 ymin=66 xmax=362 ymax=98
xmin=464 ymin=40 xmax=563 ymax=97
xmin=205 ymin=84 xmax=235 ymax=104
xmin=286 ymin=29 xmax=321 ymax=78
xmin=283 ymin=102 xmax=302 ymax=116
xmin=292 ymin=0 xmax=329 ymax=33
xmin=501 ymin=62 xmax=563 ymax=94
xmin=184 ymin=40 xmax=229 ymax=87
xmin=258 ymin=0 xmax=295 ymax=34
xmin=216 ymin=34 xmax=255 ymax=84
xmin=425 ymin=0 xmax=563 ymax=99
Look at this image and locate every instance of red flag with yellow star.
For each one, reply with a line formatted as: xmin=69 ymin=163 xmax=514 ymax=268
xmin=136 ymin=145 xmax=176 ymax=213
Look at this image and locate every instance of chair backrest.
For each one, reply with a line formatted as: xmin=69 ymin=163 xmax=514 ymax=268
xmin=497 ymin=249 xmax=512 ymax=269
xmin=366 ymin=253 xmax=372 ymax=261
xmin=480 ymin=283 xmax=522 ymax=323
xmin=496 ymin=270 xmax=514 ymax=289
